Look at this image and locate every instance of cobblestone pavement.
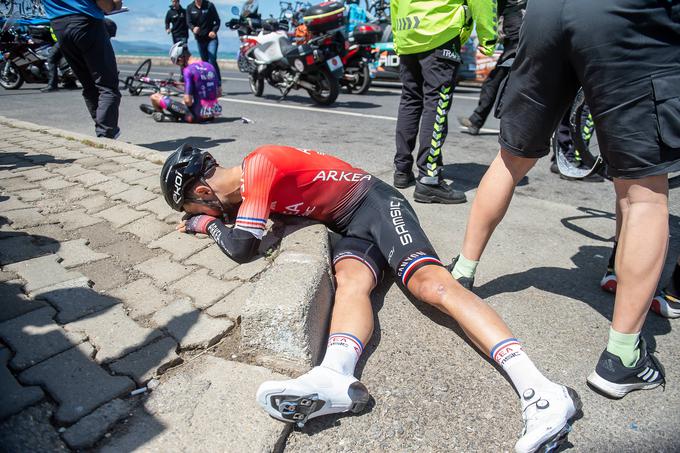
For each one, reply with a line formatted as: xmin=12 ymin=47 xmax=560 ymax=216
xmin=0 ymin=122 xmax=297 ymax=451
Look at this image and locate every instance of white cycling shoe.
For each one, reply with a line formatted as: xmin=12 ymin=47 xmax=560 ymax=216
xmin=515 ymin=384 xmax=582 ymax=453
xmin=256 ymin=366 xmax=370 ymax=427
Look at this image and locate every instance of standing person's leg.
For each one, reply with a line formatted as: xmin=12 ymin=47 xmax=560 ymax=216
xmin=393 ymin=53 xmax=423 ymax=188
xmin=196 ymin=40 xmax=210 ymax=63
xmin=207 ymin=38 xmax=221 ymax=85
xmin=257 ymin=240 xmax=382 ymax=425
xmin=51 ymin=16 xmax=99 ymax=123
xmin=42 ymin=42 xmax=61 ymax=91
xmin=652 ymin=252 xmax=680 ymax=319
xmin=412 ymin=39 xmax=466 ymax=203
xmin=451 ymin=0 xmax=579 ymax=284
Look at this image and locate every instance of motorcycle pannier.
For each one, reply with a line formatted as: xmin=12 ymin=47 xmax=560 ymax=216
xmin=352 ymin=24 xmax=381 ymax=45
xmin=303 ymin=1 xmax=345 ymax=34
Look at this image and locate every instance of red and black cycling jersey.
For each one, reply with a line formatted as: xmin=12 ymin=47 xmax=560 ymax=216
xmin=235 ymin=145 xmax=374 ymax=239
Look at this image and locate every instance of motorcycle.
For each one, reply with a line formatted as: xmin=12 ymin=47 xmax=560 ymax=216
xmin=0 ymin=17 xmax=76 ymax=90
xmin=229 ymin=5 xmax=343 ymax=106
xmin=339 ymin=23 xmax=381 ymax=94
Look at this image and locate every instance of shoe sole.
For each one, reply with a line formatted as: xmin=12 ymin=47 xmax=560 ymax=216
xmin=586 ymin=370 xmax=662 ymax=398
xmin=394 ymin=180 xmax=415 ymax=189
xmin=651 ymin=296 xmax=680 ymax=319
xmin=518 ymin=387 xmax=582 ymax=453
xmin=413 ymin=193 xmax=467 ymax=204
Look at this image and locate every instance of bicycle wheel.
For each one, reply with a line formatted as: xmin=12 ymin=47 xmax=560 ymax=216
xmin=553 ymin=89 xmax=603 ymax=179
xmin=129 ymin=58 xmax=151 ymax=96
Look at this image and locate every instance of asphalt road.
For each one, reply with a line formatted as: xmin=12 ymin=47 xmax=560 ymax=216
xmin=2 ymin=65 xmax=680 ymax=452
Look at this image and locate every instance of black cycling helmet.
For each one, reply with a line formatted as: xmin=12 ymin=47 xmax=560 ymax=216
xmin=160 ymin=144 xmax=217 ymax=211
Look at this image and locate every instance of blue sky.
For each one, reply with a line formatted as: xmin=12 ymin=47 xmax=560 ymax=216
xmin=113 ymin=0 xmax=281 ymax=51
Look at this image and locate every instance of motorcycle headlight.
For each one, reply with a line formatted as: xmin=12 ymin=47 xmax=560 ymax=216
xmin=294 ymin=59 xmax=304 ymax=72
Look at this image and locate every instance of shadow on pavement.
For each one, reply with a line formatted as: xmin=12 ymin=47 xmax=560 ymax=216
xmin=442 ymin=162 xmax=529 ymax=192
xmin=139 ymin=135 xmax=235 ymax=152
xmin=0 ymin=152 xmax=74 ymax=171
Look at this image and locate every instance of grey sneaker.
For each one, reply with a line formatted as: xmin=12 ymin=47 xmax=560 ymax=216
xmin=446 ymin=255 xmax=474 ymax=289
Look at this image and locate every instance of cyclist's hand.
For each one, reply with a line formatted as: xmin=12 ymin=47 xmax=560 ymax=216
xmin=208 ymin=31 xmax=216 ymax=39
xmin=193 ymin=26 xmax=200 ymax=35
xmin=166 ymin=28 xmax=171 ymax=34
xmin=179 ymin=215 xmax=217 ymax=235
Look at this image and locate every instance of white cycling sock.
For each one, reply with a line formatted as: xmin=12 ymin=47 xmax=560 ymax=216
xmin=319 ymin=333 xmax=364 ymax=376
xmin=491 ymin=338 xmax=554 ymax=401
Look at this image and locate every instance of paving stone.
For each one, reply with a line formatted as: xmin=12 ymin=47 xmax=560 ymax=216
xmin=16 ymin=168 xmax=53 ymax=182
xmin=53 ymin=239 xmax=109 ymax=268
xmin=61 ymin=399 xmax=131 ymax=449
xmin=205 ymin=282 xmax=253 ymax=322
xmin=72 ymin=156 xmax=102 ymax=167
xmin=0 ymin=306 xmax=87 ymax=371
xmin=17 ymin=188 xmax=47 ymax=202
xmin=3 ymin=207 xmax=53 ymax=229
xmin=19 ymin=343 xmax=135 ymax=424
xmin=184 ymin=245 xmax=239 ymax=278
xmin=129 ymin=174 xmax=160 ymax=193
xmin=98 ymin=239 xmax=158 ymax=268
xmin=77 ymin=258 xmax=130 ymax=292
xmin=23 ymin=223 xmax=70 ymax=242
xmin=82 ymin=149 xmax=120 ymax=159
xmin=76 ymin=194 xmax=113 ymax=213
xmin=151 ymin=299 xmax=234 ymax=349
xmin=99 ymin=356 xmax=287 ymax=453
xmin=0 ymin=402 xmax=70 ymax=452
xmin=95 ymin=205 xmax=146 ymax=228
xmin=0 ymin=176 xmax=33 ymax=191
xmin=0 ymin=280 xmax=47 ymax=322
xmin=94 ymin=178 xmax=130 ymax=196
xmin=0 ymin=348 xmax=45 ymax=419
xmin=29 ymin=276 xmax=93 ymax=300
xmin=109 ymin=155 xmax=140 ymax=165
xmin=119 ymin=215 xmax=173 ymax=244
xmin=0 ymin=234 xmax=52 ymax=265
xmin=108 ymin=278 xmax=179 ymax=320
xmin=37 ymin=286 xmax=119 ymax=324
xmin=6 ymin=255 xmax=87 ymax=293
xmin=111 ymin=168 xmax=147 ymax=183
xmin=111 ymin=186 xmax=156 ymax=206
xmin=33 ymin=195 xmax=77 ymax=215
xmin=58 ymin=186 xmax=91 ymax=202
xmin=223 ymin=256 xmax=270 ymax=282
xmin=0 ymin=195 xmax=30 ymax=211
xmin=129 ymin=160 xmax=161 ymax=173
xmin=75 ymin=222 xmax=129 ymax=248
xmin=64 ymin=305 xmax=162 ymax=363
xmin=37 ymin=176 xmax=76 ymax=191
xmin=133 ymin=254 xmax=196 ymax=286
xmin=52 ymin=208 xmax=104 ymax=231
xmin=52 ymin=164 xmax=89 ymax=178
xmin=72 ymin=170 xmax=110 ymax=187
xmin=136 ymin=197 xmax=174 ymax=221
xmin=90 ymin=160 xmax=123 ymax=174
xmin=0 ymin=269 xmax=18 ymax=282
xmin=109 ymin=337 xmax=181 ymax=384
xmin=170 ymin=269 xmax=241 ymax=309
xmin=148 ymin=231 xmax=211 ymax=261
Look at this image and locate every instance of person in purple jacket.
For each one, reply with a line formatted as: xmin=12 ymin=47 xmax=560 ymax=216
xmin=139 ymin=42 xmax=222 ymax=123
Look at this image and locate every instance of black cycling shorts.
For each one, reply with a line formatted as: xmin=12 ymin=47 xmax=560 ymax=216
xmin=332 ymin=180 xmax=443 ymax=287
xmin=498 ymin=0 xmax=680 ymax=178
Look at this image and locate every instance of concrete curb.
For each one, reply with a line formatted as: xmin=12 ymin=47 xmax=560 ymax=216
xmin=0 ymin=115 xmax=334 ymax=375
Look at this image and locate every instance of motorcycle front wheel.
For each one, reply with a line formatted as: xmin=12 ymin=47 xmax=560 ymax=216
xmin=0 ymin=61 xmax=23 ymax=90
xmin=307 ymin=67 xmax=339 ymax=106
xmin=346 ymin=62 xmax=371 ymax=95
xmin=249 ymin=73 xmax=264 ymax=97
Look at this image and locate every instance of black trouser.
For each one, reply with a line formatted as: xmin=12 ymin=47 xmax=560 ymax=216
xmin=395 ymin=39 xmax=460 ymax=184
xmin=45 ymin=41 xmax=63 ymax=89
xmin=51 ymin=14 xmax=121 ymax=138
xmin=469 ymin=38 xmax=518 ymax=128
xmin=172 ymin=34 xmax=188 ymax=44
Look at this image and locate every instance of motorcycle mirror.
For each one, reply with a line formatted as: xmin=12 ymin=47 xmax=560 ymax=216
xmin=284 ymin=10 xmax=293 ymax=19
xmin=231 ymin=6 xmax=240 ymax=16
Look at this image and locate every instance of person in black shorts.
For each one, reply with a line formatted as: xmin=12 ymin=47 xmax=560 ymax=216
xmin=159 ymin=143 xmax=581 ymax=452
xmin=451 ymin=0 xmax=679 ymax=398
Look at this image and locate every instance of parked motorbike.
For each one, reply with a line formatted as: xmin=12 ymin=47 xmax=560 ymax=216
xmin=229 ymin=5 xmax=343 ymax=106
xmin=0 ymin=18 xmax=76 ymax=90
xmin=339 ymin=24 xmax=381 ymax=94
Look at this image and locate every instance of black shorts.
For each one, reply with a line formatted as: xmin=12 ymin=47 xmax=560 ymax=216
xmin=499 ymin=0 xmax=680 ymax=178
xmin=332 ymin=180 xmax=443 ymax=286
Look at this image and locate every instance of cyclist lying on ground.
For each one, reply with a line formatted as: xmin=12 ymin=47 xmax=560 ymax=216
xmin=139 ymin=42 xmax=221 ymax=123
xmin=160 ymin=144 xmax=581 ymax=453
